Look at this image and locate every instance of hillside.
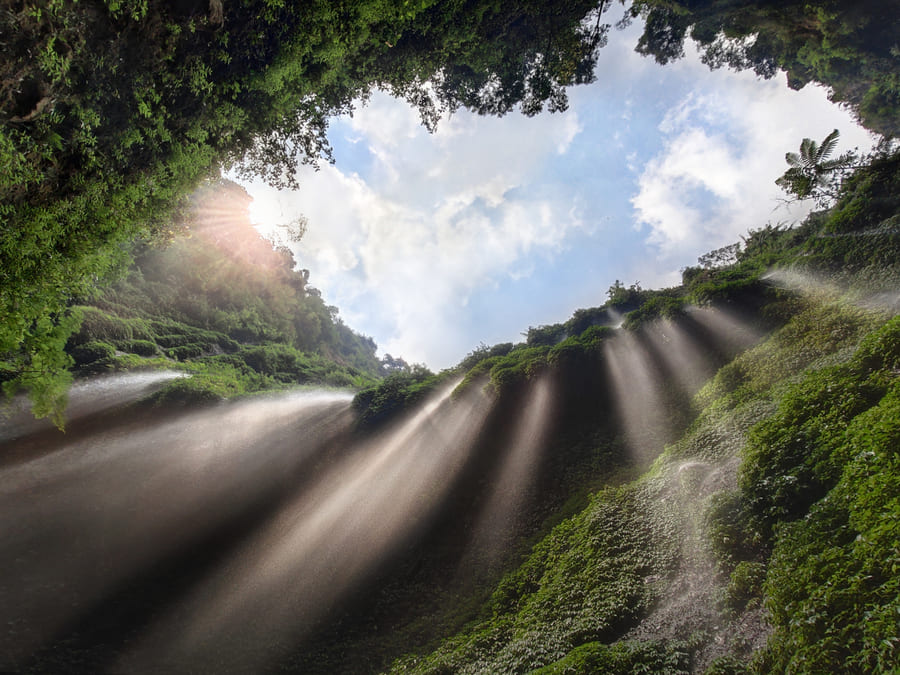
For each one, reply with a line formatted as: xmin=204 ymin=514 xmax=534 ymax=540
xmin=3 ymin=0 xmax=896 ymax=423
xmin=289 ymin=149 xmax=900 ymax=674
xmin=61 ymin=179 xmax=384 ymax=409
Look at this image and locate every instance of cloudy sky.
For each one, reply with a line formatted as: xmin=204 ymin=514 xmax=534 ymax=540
xmin=237 ymin=13 xmax=876 ymax=370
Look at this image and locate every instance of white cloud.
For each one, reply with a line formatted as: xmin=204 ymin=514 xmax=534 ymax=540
xmin=245 ymin=93 xmax=587 ymax=367
xmin=631 ymin=44 xmax=877 ymax=284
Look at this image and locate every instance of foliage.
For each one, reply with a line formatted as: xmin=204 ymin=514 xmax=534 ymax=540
xmin=725 ymin=561 xmax=766 ymax=612
xmin=757 ymin=322 xmax=900 ymax=673
xmin=352 ymin=366 xmax=441 ymax=430
xmin=57 ymin=182 xmax=382 ymax=405
xmin=121 ymin=339 xmax=159 ymax=357
xmin=531 ymin=639 xmax=692 ymax=674
xmin=69 ymin=340 xmax=116 ymax=367
xmin=5 ymin=0 xmax=897 ymax=418
xmin=606 ymin=279 xmax=646 ymax=308
xmin=775 ymin=129 xmax=857 ymax=205
xmin=366 ymin=154 xmax=900 ymax=675
xmin=621 ymin=292 xmax=685 ymax=329
xmin=697 ymin=243 xmax=741 ymax=270
xmin=703 ymin=490 xmax=760 ymax=573
xmin=456 ymin=342 xmax=516 ymax=373
xmin=391 ymin=481 xmax=681 ymax=674
xmin=147 ymin=361 xmax=253 ymax=406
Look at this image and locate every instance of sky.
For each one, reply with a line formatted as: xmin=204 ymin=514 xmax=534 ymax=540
xmin=237 ymin=12 xmax=876 ymax=370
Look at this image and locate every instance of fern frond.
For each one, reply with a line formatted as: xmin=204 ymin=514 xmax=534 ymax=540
xmin=817 ymin=129 xmax=840 ymax=162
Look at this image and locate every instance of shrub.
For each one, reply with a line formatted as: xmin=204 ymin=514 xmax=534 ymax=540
xmin=703 ymin=490 xmax=759 ymax=572
xmin=725 ymin=561 xmax=765 ymax=612
xmin=72 ymin=306 xmax=133 ymax=344
xmin=533 ymin=639 xmax=691 ymax=674
xmin=122 ymin=339 xmax=158 ymax=356
xmin=149 ymin=377 xmax=227 ymax=406
xmin=167 ymin=343 xmax=206 ymax=360
xmin=69 ymin=340 xmax=116 ymax=366
xmin=622 ymin=294 xmax=685 ymax=329
xmin=703 ymin=655 xmax=752 ymax=675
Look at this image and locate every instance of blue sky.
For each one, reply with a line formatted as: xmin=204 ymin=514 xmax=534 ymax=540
xmin=238 ymin=14 xmax=875 ymax=369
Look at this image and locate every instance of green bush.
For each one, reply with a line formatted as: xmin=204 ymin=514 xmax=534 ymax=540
xmin=533 ymin=639 xmax=691 ymax=674
xmin=149 ymin=376 xmax=228 ymax=406
xmin=353 ymin=367 xmax=439 ymax=429
xmin=122 ymin=339 xmax=158 ymax=356
xmin=703 ymin=655 xmax=752 ymax=675
xmin=725 ymin=561 xmax=765 ymax=612
xmin=156 ymin=332 xmax=207 ymax=348
xmin=622 ymin=294 xmax=685 ymax=329
xmin=703 ymin=490 xmax=759 ymax=571
xmin=759 ymin=382 xmax=900 ymax=674
xmin=72 ymin=306 xmax=133 ymax=344
xmin=167 ymin=343 xmax=206 ymax=360
xmin=70 ymin=340 xmax=116 ymax=366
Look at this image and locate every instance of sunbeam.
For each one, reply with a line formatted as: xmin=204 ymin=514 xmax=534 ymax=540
xmin=685 ymin=305 xmax=766 ymax=355
xmin=459 ymin=377 xmax=555 ymax=575
xmin=116 ymin=380 xmax=494 ymax=674
xmin=0 ymin=389 xmax=353 ymax=669
xmin=763 ymin=267 xmax=900 ymax=313
xmin=641 ymin=318 xmax=719 ymax=399
xmin=602 ymin=331 xmax=672 ymax=463
xmin=0 ymin=370 xmax=186 ymax=443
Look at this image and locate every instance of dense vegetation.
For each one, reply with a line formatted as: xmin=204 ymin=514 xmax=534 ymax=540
xmin=61 ymin=179 xmax=384 ymax=407
xmin=628 ymin=0 xmax=900 ymax=137
xmin=3 ymin=0 xmax=899 ymax=672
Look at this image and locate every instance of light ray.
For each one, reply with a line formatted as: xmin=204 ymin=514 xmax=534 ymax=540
xmin=763 ymin=267 xmax=900 ymax=313
xmin=602 ymin=330 xmax=671 ymax=463
xmin=117 ymin=381 xmax=494 ymax=674
xmin=685 ymin=305 xmax=766 ymax=354
xmin=641 ymin=319 xmax=717 ymax=398
xmin=0 ymin=370 xmax=185 ymax=443
xmin=459 ymin=377 xmax=554 ymax=575
xmin=0 ymin=389 xmax=353 ymax=668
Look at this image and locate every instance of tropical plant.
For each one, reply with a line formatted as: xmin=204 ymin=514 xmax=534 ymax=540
xmin=776 ymin=129 xmax=856 ymax=205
